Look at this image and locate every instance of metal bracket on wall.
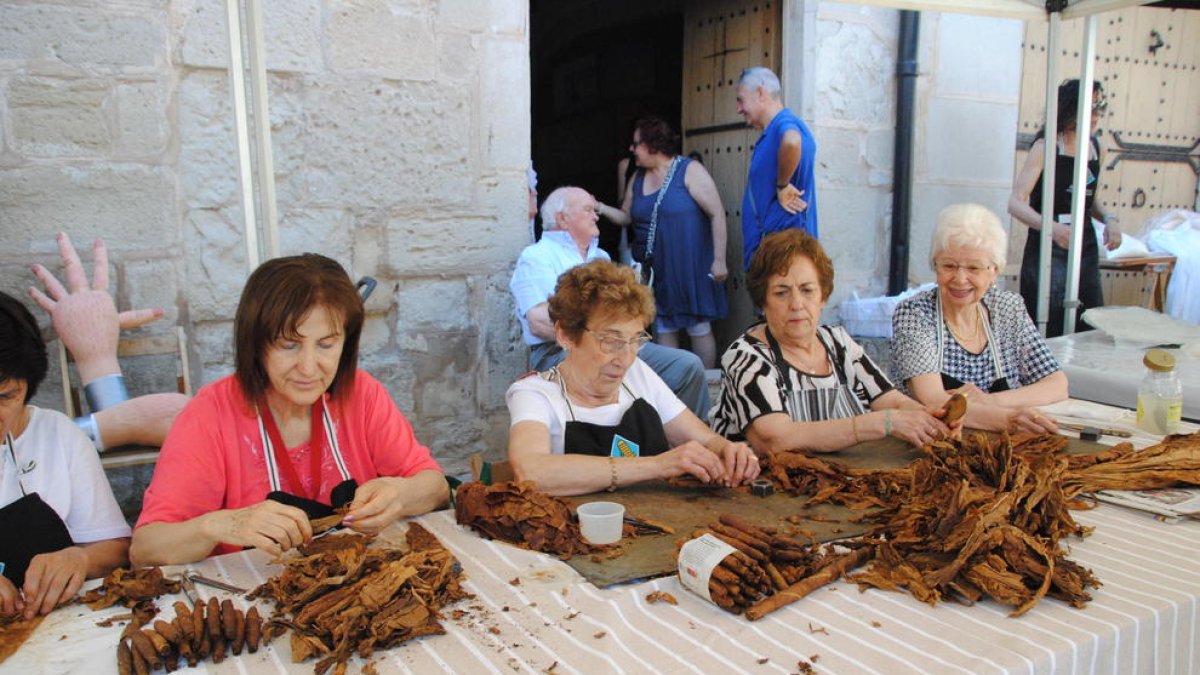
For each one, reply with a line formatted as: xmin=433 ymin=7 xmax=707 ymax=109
xmin=1106 ymin=133 xmax=1200 ymax=175
xmin=1149 ymin=30 xmax=1165 ymax=56
xmin=1045 ymin=0 xmax=1068 ymax=13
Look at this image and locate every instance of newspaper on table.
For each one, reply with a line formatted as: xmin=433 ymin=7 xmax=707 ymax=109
xmin=1095 ymin=487 xmax=1200 ymax=523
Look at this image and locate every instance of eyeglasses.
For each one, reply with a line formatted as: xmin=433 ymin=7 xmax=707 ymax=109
xmin=586 ymin=329 xmax=652 ymax=354
xmin=934 ymin=261 xmax=993 ymax=276
xmin=630 ymin=138 xmax=645 ymax=150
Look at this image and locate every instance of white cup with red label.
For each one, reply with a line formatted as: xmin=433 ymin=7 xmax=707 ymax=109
xmin=577 ymin=501 xmax=625 ymax=545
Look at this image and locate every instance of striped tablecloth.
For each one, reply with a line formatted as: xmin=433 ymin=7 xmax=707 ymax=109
xmin=10 ymin=415 xmax=1200 ymax=674
xmin=11 ymin=504 xmax=1198 ymax=675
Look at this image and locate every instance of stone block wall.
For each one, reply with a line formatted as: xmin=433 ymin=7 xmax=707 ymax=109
xmin=1 ymin=0 xmax=531 ymax=476
xmin=796 ymin=3 xmax=1023 ymax=324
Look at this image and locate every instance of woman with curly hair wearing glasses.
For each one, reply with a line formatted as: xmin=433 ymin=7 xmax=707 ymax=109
xmin=505 ymin=260 xmax=758 ymax=496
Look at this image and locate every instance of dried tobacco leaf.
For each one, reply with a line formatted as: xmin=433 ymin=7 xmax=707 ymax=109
xmin=249 ymin=523 xmax=468 ymax=674
xmin=455 ymin=481 xmax=595 ymax=558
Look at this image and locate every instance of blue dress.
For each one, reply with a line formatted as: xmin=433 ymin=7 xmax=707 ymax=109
xmin=741 ymin=107 xmax=819 ymax=269
xmin=630 ymin=157 xmax=728 ymax=331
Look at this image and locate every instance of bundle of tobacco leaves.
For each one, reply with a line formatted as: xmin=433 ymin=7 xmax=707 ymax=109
xmin=455 ymin=481 xmax=594 ymax=558
xmin=80 ymin=566 xmax=183 ymax=624
xmin=116 ymin=597 xmax=265 ymax=674
xmin=249 ymin=523 xmax=467 ymax=675
xmin=1063 ymin=432 xmax=1200 ymax=496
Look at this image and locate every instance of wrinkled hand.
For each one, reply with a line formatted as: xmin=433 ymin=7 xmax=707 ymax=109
xmin=0 ymin=575 xmax=23 ymax=617
xmin=717 ymin=441 xmax=760 ymax=487
xmin=28 ymin=233 xmax=163 ymax=380
xmin=657 ymin=441 xmax=727 ymax=484
xmin=20 ymin=547 xmax=88 ymax=619
xmin=1007 ymin=407 xmax=1059 ymax=435
xmin=710 ymin=258 xmax=728 ymax=283
xmin=206 ymin=501 xmax=311 ymax=557
xmin=344 ymin=477 xmax=409 ymax=535
xmin=887 ymin=410 xmax=950 ymax=448
xmin=928 ymin=405 xmax=964 ymax=440
xmin=777 ymin=185 xmax=807 ymax=215
xmin=1103 ymin=221 xmax=1123 ymax=251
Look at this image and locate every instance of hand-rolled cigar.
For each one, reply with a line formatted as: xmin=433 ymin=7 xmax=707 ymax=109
xmin=117 ymin=639 xmax=133 ymax=675
xmin=205 ymin=597 xmax=222 ymax=642
xmin=220 ymin=599 xmax=237 ymax=642
xmin=718 ymin=514 xmax=774 ymax=539
xmin=191 ymin=601 xmax=205 ymax=652
xmin=765 ymin=563 xmax=789 ymax=591
xmin=153 ymin=619 xmax=181 ymax=647
xmin=211 ymin=633 xmax=226 ymax=664
xmin=696 ymin=529 xmax=769 ymax=563
xmin=145 ymin=628 xmax=172 ymax=659
xmin=130 ymin=644 xmax=150 ymax=675
xmin=130 ymin=630 xmax=160 ymax=669
xmin=245 ymin=606 xmax=263 ymax=653
xmin=745 ymin=548 xmax=870 ymax=621
xmin=710 ymin=522 xmax=771 ymax=553
xmin=231 ymin=608 xmax=246 ymax=655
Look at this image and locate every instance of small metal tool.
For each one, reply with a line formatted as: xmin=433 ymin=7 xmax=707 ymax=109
xmin=622 ymin=515 xmax=667 ymax=534
xmin=184 ymin=569 xmax=248 ymax=595
xmin=1058 ymin=422 xmax=1133 ymax=439
xmin=750 ymin=479 xmax=774 ymax=497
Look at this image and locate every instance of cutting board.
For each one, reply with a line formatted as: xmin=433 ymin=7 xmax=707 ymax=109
xmin=562 ymin=433 xmax=1112 ymax=588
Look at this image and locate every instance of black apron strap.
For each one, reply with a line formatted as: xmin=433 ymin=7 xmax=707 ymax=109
xmin=1 ymin=434 xmax=74 ymax=588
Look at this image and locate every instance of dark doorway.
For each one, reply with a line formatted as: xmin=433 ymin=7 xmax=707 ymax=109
xmin=530 ymin=1 xmax=684 ymax=258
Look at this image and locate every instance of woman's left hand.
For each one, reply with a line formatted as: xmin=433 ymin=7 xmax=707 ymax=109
xmin=717 ymin=441 xmax=760 ymax=487
xmin=344 ymin=477 xmax=408 ymax=535
xmin=710 ymin=259 xmax=728 ymax=283
xmin=21 ymin=546 xmax=88 ymax=618
xmin=928 ymin=405 xmax=965 ymax=439
xmin=1103 ymin=221 xmax=1123 ymax=251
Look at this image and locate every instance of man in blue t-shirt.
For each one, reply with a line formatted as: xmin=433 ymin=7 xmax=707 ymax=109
xmin=735 ymin=67 xmax=819 ymax=269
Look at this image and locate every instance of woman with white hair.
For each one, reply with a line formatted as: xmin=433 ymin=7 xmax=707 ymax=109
xmin=891 ymin=203 xmax=1067 ymax=433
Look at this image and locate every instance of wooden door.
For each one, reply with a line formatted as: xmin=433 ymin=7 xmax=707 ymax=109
xmin=682 ymin=0 xmax=782 ymax=349
xmin=1012 ymin=7 xmax=1200 ymax=280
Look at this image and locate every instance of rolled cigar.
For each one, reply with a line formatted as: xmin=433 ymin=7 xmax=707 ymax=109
xmin=130 ymin=645 xmax=150 ymax=675
xmin=205 ymin=597 xmax=222 ymax=642
xmin=245 ymin=606 xmax=262 ymax=653
xmin=231 ymin=608 xmax=246 ymax=655
xmin=696 ymin=529 xmax=769 ymax=563
xmin=191 ymin=602 xmax=205 ymax=652
xmin=718 ymin=514 xmax=774 ymax=539
xmin=117 ymin=639 xmax=133 ymax=675
xmin=745 ymin=548 xmax=870 ymax=621
xmin=130 ymin=630 xmax=160 ymax=670
xmin=220 ymin=599 xmax=237 ymax=642
xmin=765 ymin=563 xmax=789 ymax=591
xmin=710 ymin=522 xmax=771 ymax=553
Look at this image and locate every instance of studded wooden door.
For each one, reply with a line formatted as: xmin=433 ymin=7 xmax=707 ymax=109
xmin=682 ymin=0 xmax=781 ymax=348
xmin=1012 ymin=6 xmax=1200 ymax=270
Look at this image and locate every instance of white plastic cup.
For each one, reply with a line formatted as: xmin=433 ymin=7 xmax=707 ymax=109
xmin=577 ymin=501 xmax=625 ymax=545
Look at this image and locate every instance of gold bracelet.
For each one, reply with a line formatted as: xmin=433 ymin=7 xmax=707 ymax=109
xmin=607 ymin=456 xmax=618 ymax=493
xmin=851 ymin=415 xmax=861 ymax=443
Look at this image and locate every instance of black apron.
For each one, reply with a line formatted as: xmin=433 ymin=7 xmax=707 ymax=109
xmin=935 ymin=293 xmax=1012 ymax=394
xmin=0 ymin=433 xmax=75 ymax=589
xmin=1020 ymin=136 xmax=1104 ymax=337
xmin=257 ymin=396 xmax=357 ymax=519
xmin=554 ymin=369 xmax=670 ymax=458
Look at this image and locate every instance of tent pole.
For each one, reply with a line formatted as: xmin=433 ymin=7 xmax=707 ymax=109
xmin=245 ymin=0 xmax=279 ymax=260
xmin=1035 ymin=11 xmax=1060 ymax=336
xmin=1062 ymin=14 xmax=1098 ymax=335
xmin=224 ymin=0 xmax=259 ymax=273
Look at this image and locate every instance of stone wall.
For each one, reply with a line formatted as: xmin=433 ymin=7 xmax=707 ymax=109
xmin=0 ymin=0 xmax=532 ymax=476
xmin=797 ymin=3 xmax=1023 ymax=321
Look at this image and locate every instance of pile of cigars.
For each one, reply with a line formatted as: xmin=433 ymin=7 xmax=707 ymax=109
xmin=116 ymin=598 xmax=263 ymax=674
xmin=686 ymin=430 xmax=1200 ymax=620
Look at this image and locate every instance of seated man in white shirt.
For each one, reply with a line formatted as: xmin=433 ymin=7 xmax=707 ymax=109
xmin=510 ymin=186 xmax=711 ymax=421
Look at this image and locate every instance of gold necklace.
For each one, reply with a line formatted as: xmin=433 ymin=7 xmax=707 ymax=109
xmin=946 ymin=311 xmax=982 ymax=345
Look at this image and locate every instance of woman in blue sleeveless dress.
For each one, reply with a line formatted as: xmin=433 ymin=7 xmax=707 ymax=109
xmin=603 ymin=116 xmax=729 ymax=368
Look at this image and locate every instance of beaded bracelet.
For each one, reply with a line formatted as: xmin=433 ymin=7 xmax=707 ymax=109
xmin=607 ymin=456 xmax=618 ymax=492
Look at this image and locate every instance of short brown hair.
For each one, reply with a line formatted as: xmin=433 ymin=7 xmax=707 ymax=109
xmin=547 ymin=261 xmax=655 ymax=342
xmin=634 ymin=116 xmax=681 ymax=157
xmin=747 ymin=229 xmax=834 ymax=308
xmin=234 ymin=254 xmax=364 ymax=404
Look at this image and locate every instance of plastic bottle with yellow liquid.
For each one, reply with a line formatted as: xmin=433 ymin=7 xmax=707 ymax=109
xmin=1136 ymin=349 xmax=1183 ymax=435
